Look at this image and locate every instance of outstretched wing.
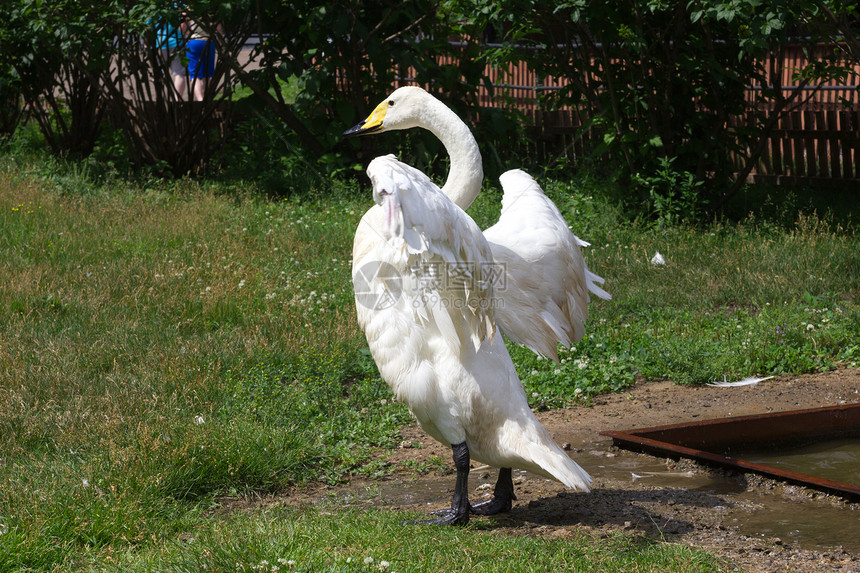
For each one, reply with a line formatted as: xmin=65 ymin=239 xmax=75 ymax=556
xmin=483 ymin=169 xmax=610 ymax=362
xmin=365 ymin=155 xmax=497 ymax=356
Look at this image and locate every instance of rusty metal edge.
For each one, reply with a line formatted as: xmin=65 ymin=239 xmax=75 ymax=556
xmin=604 ymin=403 xmax=860 ymax=436
xmin=600 ymin=404 xmax=860 ymax=501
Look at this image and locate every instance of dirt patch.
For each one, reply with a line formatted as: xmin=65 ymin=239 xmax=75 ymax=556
xmin=275 ymin=369 xmax=860 ymax=572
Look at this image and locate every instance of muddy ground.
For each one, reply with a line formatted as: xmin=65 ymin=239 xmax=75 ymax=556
xmin=282 ymin=369 xmax=860 ymax=572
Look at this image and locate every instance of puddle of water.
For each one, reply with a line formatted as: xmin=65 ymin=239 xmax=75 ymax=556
xmin=738 ymin=438 xmax=860 ymax=486
xmin=333 ymin=438 xmax=860 ymax=554
xmin=588 ymin=449 xmax=744 ymax=495
xmin=729 ymin=495 xmax=860 ymax=553
xmin=590 ymin=439 xmax=860 ymax=553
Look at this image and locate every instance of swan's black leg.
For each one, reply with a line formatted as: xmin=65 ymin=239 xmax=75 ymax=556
xmin=414 ymin=441 xmax=471 ymax=525
xmin=470 ymin=467 xmax=516 ymax=515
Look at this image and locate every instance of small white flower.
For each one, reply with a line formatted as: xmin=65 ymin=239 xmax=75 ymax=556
xmin=650 ymin=252 xmax=666 ymax=265
xmin=379 ymin=561 xmax=391 ymax=570
xmin=82 ymin=478 xmax=90 ymax=487
xmin=194 ymin=415 xmax=205 ymax=425
xmin=238 ymin=280 xmax=246 ymax=288
xmin=807 ymin=323 xmax=815 ymax=330
xmin=364 ymin=557 xmax=374 ymax=565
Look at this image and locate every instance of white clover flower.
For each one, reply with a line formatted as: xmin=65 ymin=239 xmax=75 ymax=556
xmin=379 ymin=561 xmax=391 ymax=570
xmin=238 ymin=280 xmax=246 ymax=288
xmin=194 ymin=415 xmax=205 ymax=425
xmin=364 ymin=557 xmax=374 ymax=565
xmin=82 ymin=478 xmax=90 ymax=487
xmin=807 ymin=323 xmax=815 ymax=330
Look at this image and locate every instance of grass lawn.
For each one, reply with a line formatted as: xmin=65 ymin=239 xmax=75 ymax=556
xmin=0 ymin=155 xmax=857 ymax=571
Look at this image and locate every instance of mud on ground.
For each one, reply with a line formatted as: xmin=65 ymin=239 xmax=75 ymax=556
xmin=278 ymin=369 xmax=860 ymax=572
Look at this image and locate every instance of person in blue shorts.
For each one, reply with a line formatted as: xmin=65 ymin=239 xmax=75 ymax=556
xmin=183 ymin=17 xmax=220 ymax=101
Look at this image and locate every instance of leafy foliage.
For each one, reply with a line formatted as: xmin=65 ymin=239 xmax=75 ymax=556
xmin=461 ymin=0 xmax=859 ymax=221
xmin=0 ymin=0 xmax=114 ymax=157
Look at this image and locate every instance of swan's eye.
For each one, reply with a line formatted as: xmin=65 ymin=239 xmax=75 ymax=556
xmin=388 ymin=100 xmax=395 ymax=107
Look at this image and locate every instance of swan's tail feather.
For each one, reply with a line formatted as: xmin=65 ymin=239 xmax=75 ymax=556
xmin=500 ymin=421 xmax=592 ymax=492
xmin=533 ymin=443 xmax=592 ymax=492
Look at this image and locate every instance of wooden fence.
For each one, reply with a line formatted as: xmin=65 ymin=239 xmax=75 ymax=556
xmin=407 ymin=44 xmax=860 ymax=185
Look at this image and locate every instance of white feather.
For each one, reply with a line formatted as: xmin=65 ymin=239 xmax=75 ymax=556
xmin=707 ymin=375 xmax=774 ymax=387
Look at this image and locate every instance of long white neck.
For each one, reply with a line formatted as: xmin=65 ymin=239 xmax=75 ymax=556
xmin=417 ymin=97 xmax=483 ymax=210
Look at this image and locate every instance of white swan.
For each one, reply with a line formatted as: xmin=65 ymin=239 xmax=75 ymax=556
xmin=353 ymin=154 xmax=591 ymax=525
xmin=345 ymin=86 xmax=610 ymax=362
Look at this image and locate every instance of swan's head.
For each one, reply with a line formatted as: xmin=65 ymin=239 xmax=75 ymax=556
xmin=343 ymin=86 xmax=432 ymax=136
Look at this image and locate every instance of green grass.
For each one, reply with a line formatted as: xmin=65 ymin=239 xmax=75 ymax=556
xmin=82 ymin=506 xmax=724 ymax=572
xmin=0 ymin=154 xmax=857 ymax=571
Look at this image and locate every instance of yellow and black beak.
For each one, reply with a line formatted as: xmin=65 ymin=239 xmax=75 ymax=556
xmin=343 ymin=100 xmax=388 ymax=136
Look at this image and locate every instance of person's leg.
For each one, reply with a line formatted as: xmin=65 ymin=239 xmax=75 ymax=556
xmin=192 ymin=77 xmax=207 ymax=101
xmin=169 ymin=52 xmax=187 ymax=98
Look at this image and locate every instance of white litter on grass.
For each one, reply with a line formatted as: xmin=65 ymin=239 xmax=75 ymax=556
xmin=707 ymin=375 xmax=774 ymax=387
xmin=650 ymin=252 xmax=666 ymax=265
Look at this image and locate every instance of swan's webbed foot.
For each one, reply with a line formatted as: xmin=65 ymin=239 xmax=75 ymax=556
xmin=406 ymin=441 xmax=472 ymax=526
xmin=416 ymin=507 xmax=470 ymax=525
xmin=470 ymin=496 xmax=513 ymax=515
xmin=470 ymin=467 xmax=516 ymax=516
